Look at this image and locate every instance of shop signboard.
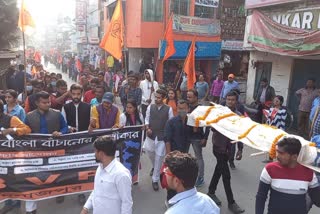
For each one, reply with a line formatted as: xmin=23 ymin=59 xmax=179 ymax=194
xmin=195 ymin=0 xmax=219 ymax=8
xmin=76 ymin=0 xmax=87 ymax=24
xmin=173 ymin=14 xmax=221 ymax=36
xmin=269 ymin=8 xmax=320 ymax=30
xmin=245 ymin=0 xmax=301 ymax=9
xmin=221 ymin=40 xmax=244 ymax=51
xmin=159 ymin=40 xmax=221 ymax=59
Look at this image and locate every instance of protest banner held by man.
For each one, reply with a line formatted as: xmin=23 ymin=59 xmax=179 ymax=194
xmin=89 ymin=92 xmax=121 ymax=131
xmin=0 ymin=100 xmax=31 ymax=213
xmin=25 ymin=91 xmax=68 ymax=214
xmin=62 ymin=84 xmax=91 ymax=133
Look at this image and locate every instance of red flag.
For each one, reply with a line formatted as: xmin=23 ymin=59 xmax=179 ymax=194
xmin=100 ymin=0 xmax=124 ymax=60
xmin=183 ymin=38 xmax=196 ymax=90
xmin=34 ymin=51 xmax=41 ymax=63
xmin=163 ymin=14 xmax=176 ymax=61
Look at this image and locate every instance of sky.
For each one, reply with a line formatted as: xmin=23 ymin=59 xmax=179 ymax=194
xmin=18 ymin=0 xmax=75 ymax=29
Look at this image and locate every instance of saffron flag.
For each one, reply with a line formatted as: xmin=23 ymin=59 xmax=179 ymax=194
xmin=100 ymin=0 xmax=124 ymax=60
xmin=183 ymin=38 xmax=196 ymax=90
xmin=18 ymin=0 xmax=35 ymax=32
xmin=163 ymin=14 xmax=176 ymax=61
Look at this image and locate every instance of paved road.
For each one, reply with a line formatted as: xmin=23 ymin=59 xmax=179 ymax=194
xmin=1 ymin=64 xmax=319 ymax=214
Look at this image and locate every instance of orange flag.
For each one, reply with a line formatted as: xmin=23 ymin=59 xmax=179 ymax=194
xmin=100 ymin=0 xmax=124 ymax=60
xmin=163 ymin=14 xmax=176 ymax=61
xmin=18 ymin=0 xmax=35 ymax=32
xmin=183 ymin=38 xmax=196 ymax=90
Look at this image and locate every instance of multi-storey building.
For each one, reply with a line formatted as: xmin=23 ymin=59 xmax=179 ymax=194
xmin=103 ymin=0 xmax=222 ymax=84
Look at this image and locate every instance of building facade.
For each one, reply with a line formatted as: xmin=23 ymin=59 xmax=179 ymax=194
xmin=103 ymin=0 xmax=222 ymax=85
xmin=244 ymin=0 xmax=320 ymax=127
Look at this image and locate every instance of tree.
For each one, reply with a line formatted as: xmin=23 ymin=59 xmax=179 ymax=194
xmin=0 ymin=0 xmax=19 ymax=49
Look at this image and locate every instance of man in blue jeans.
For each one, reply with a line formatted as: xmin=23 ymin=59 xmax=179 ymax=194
xmin=186 ymin=89 xmax=210 ymax=187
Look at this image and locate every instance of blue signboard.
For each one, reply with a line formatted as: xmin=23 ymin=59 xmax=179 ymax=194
xmin=159 ymin=40 xmax=221 ymax=60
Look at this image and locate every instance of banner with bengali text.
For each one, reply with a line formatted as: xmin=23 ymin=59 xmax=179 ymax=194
xmin=0 ymin=126 xmax=143 ymax=201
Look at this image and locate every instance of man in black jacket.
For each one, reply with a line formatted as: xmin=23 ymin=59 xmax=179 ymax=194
xmin=61 ymin=84 xmax=91 ymax=205
xmin=62 ymin=84 xmax=91 ymax=133
xmin=255 ymin=78 xmax=276 ymax=107
xmin=254 ymin=78 xmax=276 ymax=123
xmin=187 ymin=89 xmax=209 ymax=187
xmin=207 ymin=91 xmax=245 ymax=214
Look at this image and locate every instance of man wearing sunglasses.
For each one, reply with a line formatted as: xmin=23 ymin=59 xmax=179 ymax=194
xmin=163 ymin=151 xmax=219 ymax=214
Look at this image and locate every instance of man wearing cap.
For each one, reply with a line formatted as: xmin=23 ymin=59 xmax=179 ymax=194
xmin=220 ymin=74 xmax=239 ymax=104
xmin=89 ymin=92 xmax=120 ymax=131
xmin=120 ymin=71 xmax=142 ymax=109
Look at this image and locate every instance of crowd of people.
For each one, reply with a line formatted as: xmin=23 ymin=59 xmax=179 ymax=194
xmin=0 ymin=60 xmax=320 ymax=214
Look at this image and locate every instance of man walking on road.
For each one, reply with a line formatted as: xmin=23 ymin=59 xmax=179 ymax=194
xmin=164 ymin=99 xmax=190 ymax=202
xmin=207 ymin=91 xmax=245 ymax=214
xmin=144 ymin=89 xmax=174 ymax=191
xmin=187 ymin=89 xmax=209 ymax=187
xmin=81 ymin=135 xmax=133 ymax=214
xmin=89 ymin=92 xmax=121 ymax=131
xmin=120 ymin=71 xmax=142 ymax=110
xmin=164 ymin=151 xmax=220 ymax=214
xmin=25 ymin=91 xmax=68 ymax=214
xmin=140 ymin=69 xmax=159 ymax=118
xmin=50 ymin=79 xmax=70 ymax=111
xmin=255 ymin=137 xmax=320 ymax=214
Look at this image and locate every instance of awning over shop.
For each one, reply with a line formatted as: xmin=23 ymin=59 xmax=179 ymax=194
xmin=158 ymin=40 xmax=221 ymax=60
xmin=248 ymin=11 xmax=320 ymax=56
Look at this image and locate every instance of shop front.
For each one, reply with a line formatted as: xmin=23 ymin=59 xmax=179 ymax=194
xmin=245 ymin=4 xmax=320 ymax=128
xmin=158 ymin=40 xmax=221 ymax=88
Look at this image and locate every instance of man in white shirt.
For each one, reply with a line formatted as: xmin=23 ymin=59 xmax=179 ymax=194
xmin=163 ymin=151 xmax=220 ymax=214
xmin=144 ymin=89 xmax=174 ymax=191
xmin=139 ymin=69 xmax=159 ymax=117
xmin=81 ymin=135 xmax=133 ymax=214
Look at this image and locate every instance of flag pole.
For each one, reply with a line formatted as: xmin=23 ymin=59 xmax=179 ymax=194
xmin=21 ymin=0 xmax=27 ymax=99
xmin=120 ymin=0 xmax=127 ymax=78
xmin=22 ymin=30 xmax=28 ymax=99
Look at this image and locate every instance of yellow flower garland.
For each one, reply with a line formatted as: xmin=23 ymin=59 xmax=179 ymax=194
xmin=195 ymin=106 xmax=215 ymax=127
xmin=269 ymin=133 xmax=286 ymax=159
xmin=309 ymin=142 xmax=316 ymax=147
xmin=206 ymin=112 xmax=236 ymax=125
xmin=238 ymin=124 xmax=258 ymax=140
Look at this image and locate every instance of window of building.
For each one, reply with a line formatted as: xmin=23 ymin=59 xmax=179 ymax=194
xmin=194 ymin=5 xmax=214 ymax=19
xmin=170 ymin=0 xmax=189 ymax=16
xmin=142 ymin=0 xmax=163 ymax=22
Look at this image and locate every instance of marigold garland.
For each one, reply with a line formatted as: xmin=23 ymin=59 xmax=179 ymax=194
xmin=309 ymin=142 xmax=316 ymax=147
xmin=206 ymin=113 xmax=236 ymax=125
xmin=238 ymin=124 xmax=258 ymax=140
xmin=269 ymin=133 xmax=286 ymax=159
xmin=195 ymin=106 xmax=215 ymax=127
